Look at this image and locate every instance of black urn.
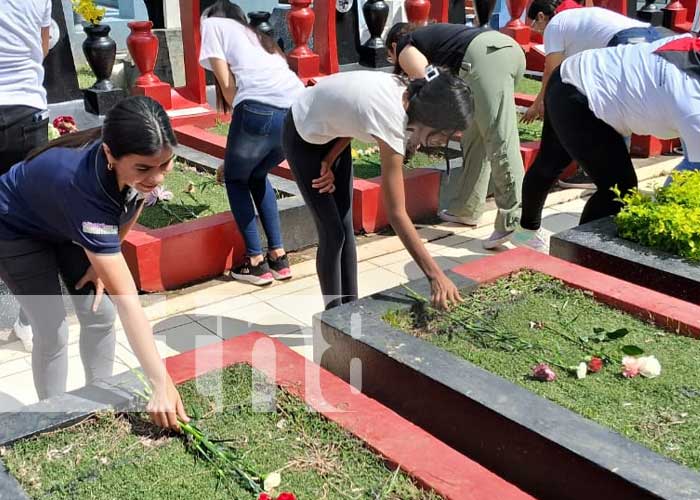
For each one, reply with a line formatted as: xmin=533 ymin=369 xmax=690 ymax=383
xmin=82 ymin=24 xmax=116 ymax=91
xmin=360 ymin=0 xmax=390 ymax=67
xmin=248 ymin=11 xmax=274 ymax=38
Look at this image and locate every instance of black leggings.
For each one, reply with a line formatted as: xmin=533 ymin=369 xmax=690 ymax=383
xmin=521 ymin=68 xmax=638 ymax=230
xmin=282 ymin=112 xmax=357 ymax=309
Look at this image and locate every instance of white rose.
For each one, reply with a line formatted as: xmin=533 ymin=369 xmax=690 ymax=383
xmin=576 ymin=362 xmax=587 ymax=380
xmin=263 ymin=471 xmax=281 ymax=492
xmin=638 ymin=355 xmax=661 ymax=378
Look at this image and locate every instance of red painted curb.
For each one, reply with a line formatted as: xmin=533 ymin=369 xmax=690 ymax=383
xmin=164 ymin=332 xmax=533 ymax=500
xmin=123 ymin=214 xmax=245 ymax=292
xmin=451 ymin=247 xmax=700 ymax=338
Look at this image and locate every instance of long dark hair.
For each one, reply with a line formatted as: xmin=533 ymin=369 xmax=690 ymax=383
xmin=527 ymin=0 xmax=563 ymax=20
xmin=405 ymin=70 xmax=473 ymax=133
xmin=202 ymin=0 xmax=285 ymax=113
xmin=26 ymin=96 xmax=177 ymax=162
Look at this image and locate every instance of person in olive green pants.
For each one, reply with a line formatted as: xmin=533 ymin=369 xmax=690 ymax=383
xmin=387 ymin=24 xmax=526 ymax=249
xmin=445 ymin=31 xmax=525 ymax=247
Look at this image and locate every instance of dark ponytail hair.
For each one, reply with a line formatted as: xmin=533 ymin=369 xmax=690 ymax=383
xmin=26 ymin=96 xmax=177 ymax=162
xmin=527 ymin=0 xmax=561 ymax=20
xmin=405 ymin=70 xmax=473 ymax=133
xmin=203 ymin=0 xmax=285 ymax=114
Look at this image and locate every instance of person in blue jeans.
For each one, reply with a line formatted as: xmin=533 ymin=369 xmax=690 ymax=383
xmin=199 ymin=1 xmax=304 ymax=285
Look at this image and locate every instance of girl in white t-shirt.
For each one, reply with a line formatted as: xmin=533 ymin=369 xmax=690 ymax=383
xmin=512 ymin=36 xmax=700 ymax=252
xmin=199 ymin=1 xmax=304 ymax=285
xmin=283 ymin=69 xmax=472 ymax=310
xmin=523 ymin=2 xmax=660 ymax=124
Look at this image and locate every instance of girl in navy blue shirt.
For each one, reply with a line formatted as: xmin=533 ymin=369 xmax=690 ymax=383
xmin=0 ymin=96 xmax=189 ymax=430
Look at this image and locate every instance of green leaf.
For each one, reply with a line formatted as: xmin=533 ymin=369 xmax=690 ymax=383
xmin=621 ymin=345 xmax=644 ymax=356
xmin=606 ymin=328 xmax=629 ymax=340
xmin=593 ymin=327 xmax=605 ymax=333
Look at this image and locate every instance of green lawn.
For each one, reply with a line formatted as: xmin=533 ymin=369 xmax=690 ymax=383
xmin=77 ymin=65 xmax=96 ymax=90
xmin=137 ymin=163 xmax=230 ymax=229
xmin=4 ymin=365 xmax=440 ymax=500
xmin=385 ymin=271 xmax=700 ymax=472
xmin=515 ymin=76 xmax=542 ymax=96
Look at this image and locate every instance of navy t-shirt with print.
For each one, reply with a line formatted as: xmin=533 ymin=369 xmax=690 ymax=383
xmin=0 ymin=141 xmax=143 ymax=254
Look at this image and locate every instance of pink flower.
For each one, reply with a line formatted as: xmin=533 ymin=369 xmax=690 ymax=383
xmin=621 ymin=356 xmax=642 ymax=378
xmin=532 ymin=363 xmax=557 ymax=382
xmin=143 ymin=185 xmax=173 ymax=206
xmin=587 ymin=357 xmax=604 ymax=373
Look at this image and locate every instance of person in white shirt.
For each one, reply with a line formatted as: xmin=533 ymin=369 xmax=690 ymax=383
xmin=523 ymin=3 xmax=661 ymax=124
xmin=0 ymin=0 xmax=53 ymax=353
xmin=512 ymin=35 xmax=700 ymax=252
xmin=283 ymin=69 xmax=472 ymax=310
xmin=199 ymin=1 xmax=304 ymax=285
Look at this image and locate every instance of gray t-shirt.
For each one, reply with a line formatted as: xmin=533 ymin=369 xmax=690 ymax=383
xmin=291 ymin=71 xmax=409 ymax=155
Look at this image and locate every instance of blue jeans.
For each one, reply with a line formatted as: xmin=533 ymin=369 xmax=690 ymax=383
xmin=607 ymin=26 xmax=662 ymax=47
xmin=665 ymin=141 xmax=699 ymax=186
xmin=224 ymin=100 xmax=287 ymax=257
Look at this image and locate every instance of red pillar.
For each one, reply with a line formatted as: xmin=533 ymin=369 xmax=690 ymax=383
xmin=406 ymin=0 xmax=432 ymax=24
xmin=288 ymin=0 xmax=321 ymax=80
xmin=501 ymin=0 xmax=531 ymax=45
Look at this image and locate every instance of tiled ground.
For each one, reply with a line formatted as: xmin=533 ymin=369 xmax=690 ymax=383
xmin=0 ymin=158 xmax=677 ymax=411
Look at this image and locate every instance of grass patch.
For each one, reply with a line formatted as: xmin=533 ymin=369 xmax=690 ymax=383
xmin=3 ymin=365 xmax=441 ymax=499
xmin=77 ymin=65 xmax=96 ymax=90
xmin=518 ymin=119 xmax=543 ymax=143
xmin=137 ymin=162 xmax=289 ymax=230
xmin=385 ymin=271 xmax=700 ymax=471
xmin=515 ymin=76 xmax=542 ymax=96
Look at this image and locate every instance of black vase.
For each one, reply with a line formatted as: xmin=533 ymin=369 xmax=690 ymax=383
xmin=248 ymin=11 xmax=274 ymax=39
xmin=362 ymin=0 xmax=389 ymax=50
xmin=82 ymin=24 xmax=116 ymax=91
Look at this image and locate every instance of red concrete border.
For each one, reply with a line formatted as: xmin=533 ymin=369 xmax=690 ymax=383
xmin=451 ymin=247 xmax=700 ymax=338
xmin=123 ymin=214 xmax=245 ymax=292
xmin=164 ymin=332 xmax=533 ymax=500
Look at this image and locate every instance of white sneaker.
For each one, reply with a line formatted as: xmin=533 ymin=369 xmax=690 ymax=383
xmin=511 ymin=227 xmax=550 ymax=254
xmin=438 ymin=209 xmax=479 ymax=227
xmin=13 ymin=318 xmax=33 ymax=353
xmin=482 ymin=230 xmax=514 ymax=250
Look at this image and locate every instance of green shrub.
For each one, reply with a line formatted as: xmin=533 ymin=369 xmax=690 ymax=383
xmin=614 ymin=170 xmax=700 ymax=261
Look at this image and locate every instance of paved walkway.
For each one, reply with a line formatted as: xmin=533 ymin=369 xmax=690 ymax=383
xmin=0 ymin=158 xmax=676 ymax=411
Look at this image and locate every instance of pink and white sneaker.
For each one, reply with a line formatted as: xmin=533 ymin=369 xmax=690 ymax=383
xmin=230 ymin=259 xmax=274 ymax=286
xmin=267 ymin=254 xmax=292 ymax=281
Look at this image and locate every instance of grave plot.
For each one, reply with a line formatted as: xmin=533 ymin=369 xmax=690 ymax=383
xmin=314 ymin=248 xmax=700 ymax=499
xmin=123 ymin=159 xmax=316 ymax=292
xmin=0 ymin=333 xmax=531 ymax=500
xmin=551 ymin=171 xmax=700 ymax=304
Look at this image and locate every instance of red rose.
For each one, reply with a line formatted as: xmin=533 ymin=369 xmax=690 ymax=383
xmin=257 ymin=494 xmax=273 ymax=500
xmin=587 ymin=357 xmax=604 ymax=373
xmin=276 ymin=494 xmax=297 ymax=500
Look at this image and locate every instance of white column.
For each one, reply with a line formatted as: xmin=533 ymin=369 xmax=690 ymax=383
xmin=693 ymin=0 xmax=700 ymax=32
xmin=164 ymin=0 xmax=182 ymax=29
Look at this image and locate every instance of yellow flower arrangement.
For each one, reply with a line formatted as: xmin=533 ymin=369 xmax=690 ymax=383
xmin=72 ymin=0 xmax=106 ymax=26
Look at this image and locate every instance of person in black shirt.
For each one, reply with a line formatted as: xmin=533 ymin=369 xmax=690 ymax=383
xmin=387 ymin=22 xmax=525 ymax=250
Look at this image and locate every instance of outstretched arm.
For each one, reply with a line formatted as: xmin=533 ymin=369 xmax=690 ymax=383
xmin=522 ymin=52 xmax=564 ymax=123
xmin=377 ymin=138 xmax=461 ymax=309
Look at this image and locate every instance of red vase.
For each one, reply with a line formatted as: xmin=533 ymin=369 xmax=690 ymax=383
xmin=405 ymin=0 xmax=431 ymax=25
xmin=127 ymin=20 xmax=162 ymax=86
xmin=506 ymin=0 xmax=528 ymax=27
xmin=288 ymin=0 xmax=315 ymax=57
